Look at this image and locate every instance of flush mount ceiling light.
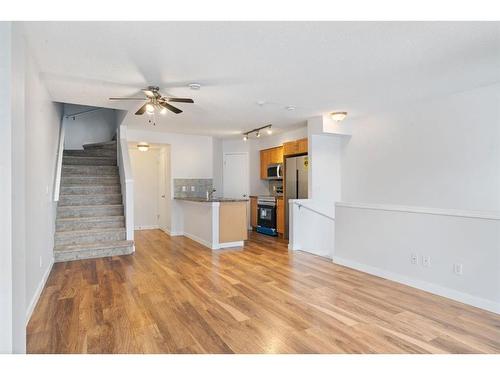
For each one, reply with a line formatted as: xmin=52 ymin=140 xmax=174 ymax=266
xmin=330 ymin=111 xmax=348 ymax=121
xmin=188 ymin=83 xmax=201 ymax=90
xmin=137 ymin=142 xmax=150 ymax=152
xmin=285 ymin=105 xmax=296 ymax=111
xmin=242 ymin=124 xmax=272 ymax=141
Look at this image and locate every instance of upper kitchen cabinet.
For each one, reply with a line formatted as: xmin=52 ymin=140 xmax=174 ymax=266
xmin=260 ymin=146 xmax=283 ymax=179
xmin=283 ymin=138 xmax=308 ymax=156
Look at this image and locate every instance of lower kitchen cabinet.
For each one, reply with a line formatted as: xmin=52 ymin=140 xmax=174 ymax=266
xmin=250 ymin=196 xmax=258 ymax=228
xmin=276 ymin=197 xmax=284 ymax=235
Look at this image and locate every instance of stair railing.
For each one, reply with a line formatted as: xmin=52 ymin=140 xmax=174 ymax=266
xmin=53 ymin=121 xmax=66 ymax=202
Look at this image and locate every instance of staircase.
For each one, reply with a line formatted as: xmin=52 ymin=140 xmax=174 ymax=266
xmin=54 ymin=140 xmax=134 ymax=262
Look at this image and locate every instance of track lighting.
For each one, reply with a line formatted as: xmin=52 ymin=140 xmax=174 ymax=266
xmin=242 ymin=124 xmax=272 ymax=141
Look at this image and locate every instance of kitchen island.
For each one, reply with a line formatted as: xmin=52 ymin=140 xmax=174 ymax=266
xmin=174 ymin=197 xmax=248 ymax=250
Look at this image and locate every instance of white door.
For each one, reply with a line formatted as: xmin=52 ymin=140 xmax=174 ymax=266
xmin=223 ymin=153 xmax=249 ymax=199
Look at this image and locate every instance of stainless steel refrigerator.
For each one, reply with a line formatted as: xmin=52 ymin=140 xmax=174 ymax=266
xmin=285 ymin=154 xmax=308 ymax=238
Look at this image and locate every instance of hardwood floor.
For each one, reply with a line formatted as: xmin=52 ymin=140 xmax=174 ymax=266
xmin=27 ymin=229 xmax=500 ymax=353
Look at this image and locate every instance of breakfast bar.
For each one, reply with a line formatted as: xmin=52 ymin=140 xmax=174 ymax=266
xmin=174 ymin=197 xmax=248 ymax=250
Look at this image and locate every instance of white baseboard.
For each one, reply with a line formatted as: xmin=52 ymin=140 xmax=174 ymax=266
xmin=218 ymin=241 xmax=244 ymax=249
xmin=161 ymin=227 xmax=183 ymax=236
xmin=26 ymin=257 xmax=54 ymax=326
xmin=183 ymin=231 xmax=213 ymax=249
xmin=332 ymin=255 xmax=500 ymax=315
xmin=135 ymin=225 xmax=159 ymax=230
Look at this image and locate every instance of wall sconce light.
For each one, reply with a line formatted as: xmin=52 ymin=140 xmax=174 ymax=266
xmin=330 ymin=111 xmax=348 ymax=122
xmin=137 ymin=142 xmax=150 ymax=152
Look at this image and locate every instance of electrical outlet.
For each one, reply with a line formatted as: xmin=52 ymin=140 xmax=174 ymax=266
xmin=453 ymin=263 xmax=463 ymax=275
xmin=410 ymin=253 xmax=418 ymax=265
xmin=422 ymin=255 xmax=431 ymax=267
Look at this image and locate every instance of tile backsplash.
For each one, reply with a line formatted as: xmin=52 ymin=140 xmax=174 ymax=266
xmin=174 ymin=178 xmax=214 ymax=198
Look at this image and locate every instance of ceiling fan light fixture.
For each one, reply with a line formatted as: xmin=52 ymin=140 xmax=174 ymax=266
xmin=267 ymin=126 xmax=273 ymax=135
xmin=330 ymin=111 xmax=348 ymax=122
xmin=160 ymin=107 xmax=167 ymax=115
xmin=243 ymin=135 xmax=248 ymax=142
xmin=137 ymin=142 xmax=150 ymax=152
xmin=145 ymin=103 xmax=155 ymax=114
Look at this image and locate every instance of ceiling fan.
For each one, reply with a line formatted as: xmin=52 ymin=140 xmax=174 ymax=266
xmin=109 ymin=86 xmax=194 ymax=115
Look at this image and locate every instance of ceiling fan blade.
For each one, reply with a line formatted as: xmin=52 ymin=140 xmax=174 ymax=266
xmin=135 ymin=103 xmax=148 ymax=115
xmin=160 ymin=102 xmax=183 ymax=114
xmin=109 ymin=97 xmax=146 ymax=101
xmin=142 ymin=89 xmax=155 ymax=98
xmin=167 ymin=98 xmax=194 ymax=103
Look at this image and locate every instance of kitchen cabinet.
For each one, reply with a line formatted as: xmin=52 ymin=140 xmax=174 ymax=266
xmin=250 ymin=196 xmax=258 ymax=228
xmin=283 ymin=138 xmax=308 ymax=156
xmin=297 ymin=138 xmax=308 ymax=154
xmin=260 ymin=146 xmax=283 ymax=179
xmin=276 ymin=197 xmax=284 ymax=235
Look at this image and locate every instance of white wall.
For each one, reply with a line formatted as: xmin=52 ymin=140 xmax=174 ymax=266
xmin=24 ymin=36 xmax=63 ymax=326
xmin=334 ymin=203 xmax=500 ymax=313
xmin=63 ymin=104 xmax=117 ymax=149
xmin=126 ymin=129 xmax=213 ymax=235
xmin=0 ymin=23 xmax=61 ymax=353
xmin=129 ymin=147 xmax=160 ymax=230
xmin=212 ymin=137 xmax=223 ymax=196
xmin=333 ymin=84 xmax=500 ymax=313
xmin=10 ymin=23 xmax=27 ymax=354
xmin=0 ymin=21 xmax=14 ymax=354
xmin=341 ymin=84 xmax=500 ymax=212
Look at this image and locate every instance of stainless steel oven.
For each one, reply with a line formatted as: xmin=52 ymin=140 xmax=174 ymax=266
xmin=256 ymin=196 xmax=277 ymax=236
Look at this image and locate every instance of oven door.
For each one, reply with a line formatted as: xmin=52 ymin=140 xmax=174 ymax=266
xmin=258 ymin=204 xmax=276 ymax=229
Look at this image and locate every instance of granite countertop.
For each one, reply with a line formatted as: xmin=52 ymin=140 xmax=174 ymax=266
xmin=174 ymin=197 xmax=249 ymax=203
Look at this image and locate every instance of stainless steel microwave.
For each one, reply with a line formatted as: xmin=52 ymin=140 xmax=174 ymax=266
xmin=267 ymin=163 xmax=283 ymax=180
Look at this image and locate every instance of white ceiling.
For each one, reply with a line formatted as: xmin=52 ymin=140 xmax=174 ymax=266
xmin=23 ymin=21 xmax=500 ymax=137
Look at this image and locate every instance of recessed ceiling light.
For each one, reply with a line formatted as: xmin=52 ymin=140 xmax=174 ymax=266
xmin=188 ymin=83 xmax=201 ymax=90
xmin=285 ymin=105 xmax=296 ymax=111
xmin=330 ymin=111 xmax=348 ymax=121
